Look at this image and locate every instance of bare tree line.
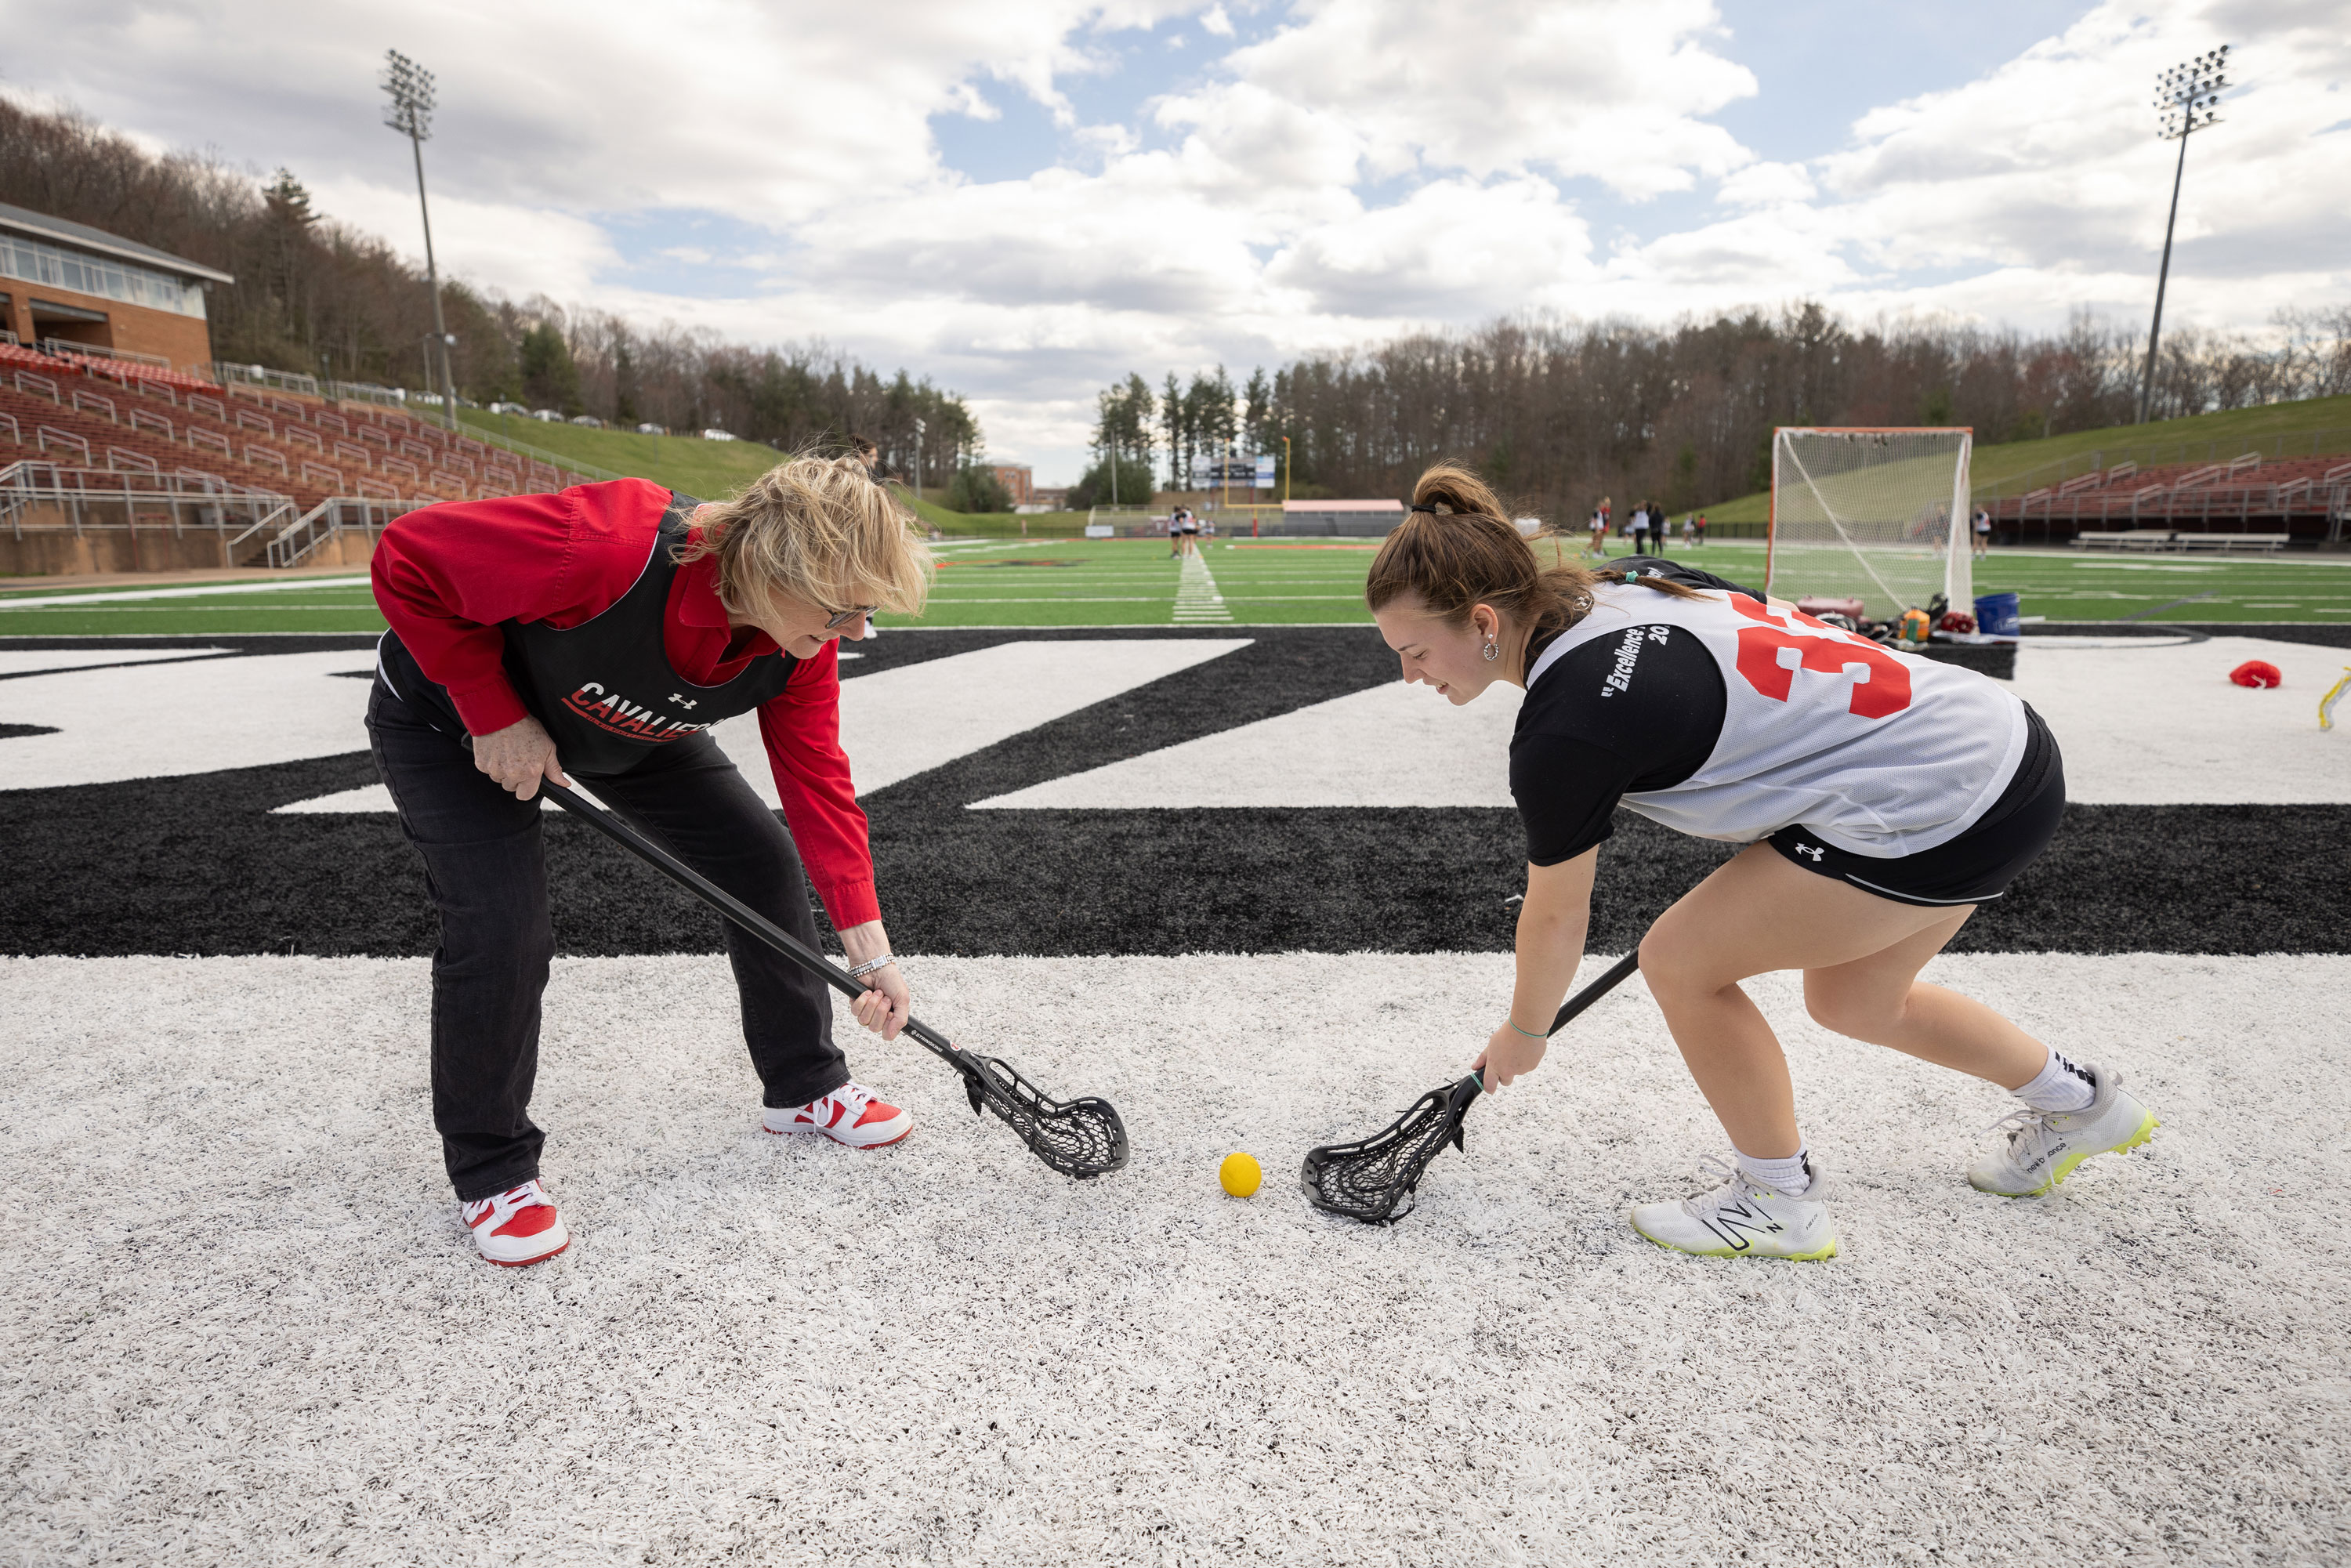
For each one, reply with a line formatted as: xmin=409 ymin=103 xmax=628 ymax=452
xmin=1101 ymin=302 xmax=2351 ymax=515
xmin=0 ymin=95 xmax=981 ymax=476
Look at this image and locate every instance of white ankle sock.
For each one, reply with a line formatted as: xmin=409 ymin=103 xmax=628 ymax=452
xmin=2014 ymin=1048 xmax=2097 ymax=1113
xmin=1734 ymin=1146 xmax=1813 ymax=1196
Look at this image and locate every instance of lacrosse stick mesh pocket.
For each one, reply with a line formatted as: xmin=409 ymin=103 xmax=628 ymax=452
xmin=1300 ymin=1077 xmax=1477 ymax=1224
xmin=962 ymin=1055 xmax=1129 ymax=1179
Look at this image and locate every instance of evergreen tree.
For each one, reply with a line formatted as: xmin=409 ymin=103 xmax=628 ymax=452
xmin=520 ymin=321 xmax=582 ymax=414
xmin=946 ymin=465 xmax=1014 ymax=512
xmin=1161 ymin=371 xmax=1185 ymax=490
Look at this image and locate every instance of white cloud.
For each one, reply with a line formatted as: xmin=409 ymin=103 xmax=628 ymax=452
xmin=942 ymin=82 xmax=1001 ymax=121
xmin=9 ymin=0 xmax=2346 ymax=484
xmin=1187 ymin=0 xmax=1757 ymax=196
xmin=1716 ymin=161 xmax=1815 ymax=208
xmin=302 ymin=176 xmax=620 ymax=302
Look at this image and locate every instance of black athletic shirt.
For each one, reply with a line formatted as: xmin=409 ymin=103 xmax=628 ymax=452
xmin=1509 ymin=557 xmax=1759 ymax=866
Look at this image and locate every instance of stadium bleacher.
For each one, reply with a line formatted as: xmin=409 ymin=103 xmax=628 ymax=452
xmin=0 ymin=341 xmax=588 ymax=512
xmin=1993 ymin=449 xmax=2351 ymax=547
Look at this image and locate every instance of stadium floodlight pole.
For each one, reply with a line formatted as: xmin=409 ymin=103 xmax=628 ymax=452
xmin=382 ymin=49 xmax=458 ymax=432
xmin=2136 ymin=45 xmax=2229 ymax=425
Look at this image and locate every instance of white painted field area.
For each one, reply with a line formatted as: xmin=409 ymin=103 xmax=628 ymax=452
xmin=3 ymin=951 xmax=2347 ymax=1566
xmin=2 ymin=632 xmax=2344 ymax=807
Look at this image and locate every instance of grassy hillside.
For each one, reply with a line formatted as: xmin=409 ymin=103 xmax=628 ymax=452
xmin=1701 ymin=393 xmax=2351 ymax=526
xmin=461 ymin=412 xmax=788 ymax=498
xmin=455 ymin=411 xmax=1091 ymax=535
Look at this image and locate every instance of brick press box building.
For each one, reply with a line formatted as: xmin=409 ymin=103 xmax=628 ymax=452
xmin=0 ymin=203 xmax=231 ymax=372
xmin=990 ymin=464 xmax=1034 ymax=506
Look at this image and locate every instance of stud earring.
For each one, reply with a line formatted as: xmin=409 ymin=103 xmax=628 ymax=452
xmin=1482 ymin=636 xmax=1499 ymax=662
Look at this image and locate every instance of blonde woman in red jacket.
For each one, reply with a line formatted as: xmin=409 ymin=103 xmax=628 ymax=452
xmin=368 ymin=455 xmax=931 ymax=1266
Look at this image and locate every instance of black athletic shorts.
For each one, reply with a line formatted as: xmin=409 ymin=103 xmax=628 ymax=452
xmin=1767 ymin=704 xmax=2064 ymax=907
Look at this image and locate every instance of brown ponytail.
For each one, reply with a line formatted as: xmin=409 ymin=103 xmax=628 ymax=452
xmin=1364 ymin=461 xmax=1695 ymax=636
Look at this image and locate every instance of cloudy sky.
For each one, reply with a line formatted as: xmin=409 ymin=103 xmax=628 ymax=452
xmin=13 ymin=0 xmax=2348 ymax=481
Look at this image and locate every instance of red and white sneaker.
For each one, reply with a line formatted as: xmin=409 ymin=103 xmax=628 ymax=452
xmin=460 ymin=1179 xmax=570 ymax=1267
xmin=763 ymin=1081 xmax=912 ymax=1149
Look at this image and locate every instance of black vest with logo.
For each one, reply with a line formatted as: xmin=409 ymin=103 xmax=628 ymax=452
xmin=378 ymin=491 xmax=801 ymax=776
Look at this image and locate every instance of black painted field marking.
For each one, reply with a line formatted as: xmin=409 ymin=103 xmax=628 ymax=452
xmin=3 ymin=626 xmax=2346 ymax=958
xmin=2119 ymin=590 xmax=2222 ymax=622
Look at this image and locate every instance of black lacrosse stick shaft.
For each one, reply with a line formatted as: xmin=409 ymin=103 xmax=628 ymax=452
xmin=1457 ymin=945 xmax=1646 ymax=1117
xmin=1546 ymin=947 xmax=1643 ymax=1037
xmin=538 ymin=779 xmax=1124 ymax=1173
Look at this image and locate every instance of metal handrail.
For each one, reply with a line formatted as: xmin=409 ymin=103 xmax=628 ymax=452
xmin=0 ymin=460 xmax=295 ymax=545
xmin=264 ymin=494 xmax=437 ymax=568
xmin=42 ymin=338 xmax=171 ymax=370
xmin=220 ymin=499 xmax=299 ymax=563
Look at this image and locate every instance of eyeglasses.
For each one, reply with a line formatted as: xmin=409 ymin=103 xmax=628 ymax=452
xmin=823 ymin=603 xmax=876 ymax=631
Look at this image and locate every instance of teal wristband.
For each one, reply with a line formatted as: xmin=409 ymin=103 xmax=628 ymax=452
xmin=1503 ymin=1019 xmax=1545 ymax=1040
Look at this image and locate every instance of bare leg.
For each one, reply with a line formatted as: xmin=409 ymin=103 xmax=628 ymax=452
xmin=1802 ymin=922 xmax=2047 ymax=1087
xmin=1639 ymin=845 xmax=2045 ymax=1157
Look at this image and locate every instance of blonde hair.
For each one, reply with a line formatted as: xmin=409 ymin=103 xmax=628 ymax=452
xmin=1364 ymin=462 xmax=1694 ymax=636
xmin=674 ymin=451 xmax=933 ymax=619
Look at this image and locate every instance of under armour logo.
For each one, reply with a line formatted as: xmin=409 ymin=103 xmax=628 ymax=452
xmin=1795 ymin=843 xmax=1824 ymax=862
xmin=668 ymin=693 xmax=698 ymax=710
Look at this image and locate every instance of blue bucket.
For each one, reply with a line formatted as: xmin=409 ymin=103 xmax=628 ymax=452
xmin=1974 ymin=592 xmax=2022 ymax=637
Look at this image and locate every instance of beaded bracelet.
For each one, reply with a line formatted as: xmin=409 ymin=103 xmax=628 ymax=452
xmin=846 ymin=954 xmax=897 ymax=981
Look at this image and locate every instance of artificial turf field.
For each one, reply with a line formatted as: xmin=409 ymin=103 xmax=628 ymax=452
xmin=4 ymin=600 xmax=2350 ymax=1560
xmin=7 ymin=536 xmax=2351 ymax=634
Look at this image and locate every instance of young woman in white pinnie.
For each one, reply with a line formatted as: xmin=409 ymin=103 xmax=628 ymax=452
xmin=1367 ymin=463 xmax=2157 ymax=1259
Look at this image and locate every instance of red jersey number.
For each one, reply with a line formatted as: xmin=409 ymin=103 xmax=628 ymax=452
xmin=1727 ymin=596 xmax=1913 ymax=719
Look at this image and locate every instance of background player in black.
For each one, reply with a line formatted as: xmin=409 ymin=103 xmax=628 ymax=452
xmin=1364 ymin=463 xmax=2156 ymax=1260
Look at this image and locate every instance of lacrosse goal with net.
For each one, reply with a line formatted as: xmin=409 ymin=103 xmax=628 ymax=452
xmin=1767 ymin=427 xmax=1975 ymax=622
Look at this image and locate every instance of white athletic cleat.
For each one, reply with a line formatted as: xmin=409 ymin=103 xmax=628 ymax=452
xmin=461 ymin=1179 xmax=571 ymax=1268
xmin=1630 ymin=1155 xmax=1840 ymax=1261
xmin=1969 ymin=1063 xmax=2157 ymax=1197
xmin=763 ymin=1080 xmax=912 ymax=1149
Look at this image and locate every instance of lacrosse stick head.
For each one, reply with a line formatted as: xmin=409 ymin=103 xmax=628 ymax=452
xmin=960 ymin=1054 xmax=1129 ymax=1179
xmin=1299 ymin=1070 xmax=1483 ymax=1224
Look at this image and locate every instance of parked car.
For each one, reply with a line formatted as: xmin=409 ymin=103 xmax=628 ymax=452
xmin=488 ymin=400 xmax=530 ymax=415
xmin=531 ymin=409 xmax=562 ymax=422
xmin=571 ymin=415 xmax=604 ymax=428
xmin=701 ymin=429 xmax=737 ymax=442
xmin=635 ymin=422 xmax=665 ymax=436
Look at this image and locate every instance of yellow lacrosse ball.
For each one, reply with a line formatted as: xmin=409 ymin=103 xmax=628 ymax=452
xmin=1219 ymin=1151 xmax=1262 ymax=1197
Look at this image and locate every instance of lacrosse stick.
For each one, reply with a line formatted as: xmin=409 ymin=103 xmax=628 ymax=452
xmin=1299 ymin=948 xmax=1643 ymax=1223
xmin=539 ymin=779 xmax=1129 ymax=1179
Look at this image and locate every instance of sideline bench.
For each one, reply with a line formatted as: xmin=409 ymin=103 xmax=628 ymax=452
xmin=2071 ymin=530 xmax=2290 ymax=555
xmin=2073 ymin=530 xmax=2178 ymax=552
xmin=2172 ymin=532 xmax=2288 ymax=554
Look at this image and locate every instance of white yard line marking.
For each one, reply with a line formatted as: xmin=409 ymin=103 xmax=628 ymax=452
xmin=273 ymin=639 xmax=1253 ymax=812
xmin=0 ymin=576 xmax=371 ymax=609
xmin=1172 ymin=552 xmax=1233 ymax=623
xmin=0 ymin=652 xmax=379 ymax=790
xmin=976 ymin=632 xmax=2351 ymax=810
xmin=0 ymin=647 xmax=232 ymax=676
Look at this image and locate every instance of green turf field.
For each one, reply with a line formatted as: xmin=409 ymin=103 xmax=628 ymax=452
xmin=7 ymin=539 xmax=2349 ymax=635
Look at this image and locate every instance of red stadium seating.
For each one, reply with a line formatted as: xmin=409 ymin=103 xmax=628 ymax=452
xmin=0 ymin=344 xmax=588 ymax=512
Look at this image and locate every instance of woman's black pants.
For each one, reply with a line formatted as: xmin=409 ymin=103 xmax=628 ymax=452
xmin=367 ymin=679 xmax=849 ymax=1202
